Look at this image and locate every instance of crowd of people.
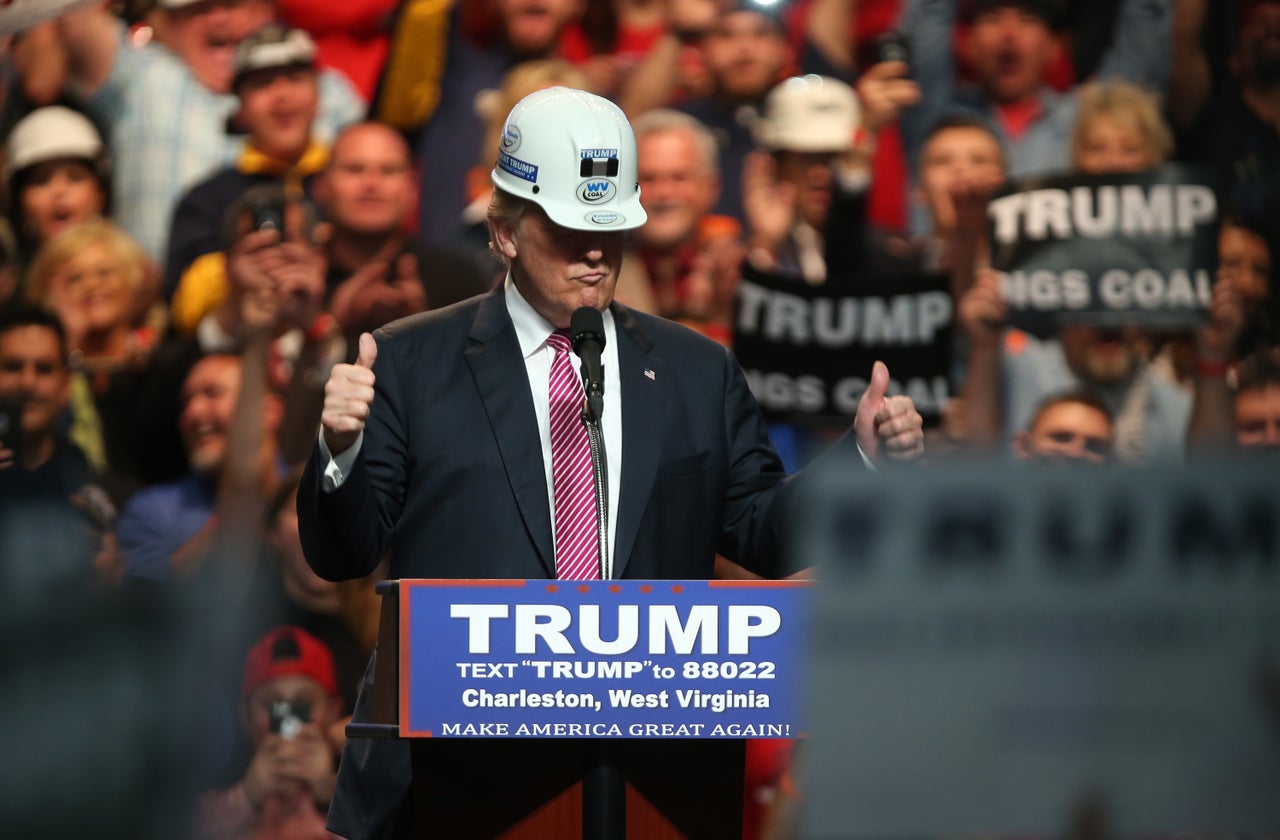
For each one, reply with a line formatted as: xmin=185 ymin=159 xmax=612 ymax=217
xmin=0 ymin=0 xmax=1276 ymax=837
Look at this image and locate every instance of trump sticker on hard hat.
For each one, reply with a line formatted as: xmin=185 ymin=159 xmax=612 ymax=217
xmin=498 ymin=151 xmax=538 ymax=184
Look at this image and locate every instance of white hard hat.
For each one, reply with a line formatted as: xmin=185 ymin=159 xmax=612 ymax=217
xmin=5 ymin=106 xmax=104 ymax=184
xmin=233 ymin=23 xmax=317 ymax=90
xmin=755 ymin=75 xmax=860 ymax=154
xmin=491 ymin=87 xmax=647 ymax=232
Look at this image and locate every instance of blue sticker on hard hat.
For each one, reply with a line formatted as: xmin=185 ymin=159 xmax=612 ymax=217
xmin=501 ymin=124 xmax=522 ymax=153
xmin=498 ymin=151 xmax=538 ymax=183
xmin=577 ymin=179 xmax=617 ymax=204
xmin=585 ymin=211 xmax=625 ymax=226
xmin=580 ymin=149 xmax=620 ymax=178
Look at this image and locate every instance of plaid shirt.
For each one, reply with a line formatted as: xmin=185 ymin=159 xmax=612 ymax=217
xmin=87 ymin=20 xmax=364 ymax=261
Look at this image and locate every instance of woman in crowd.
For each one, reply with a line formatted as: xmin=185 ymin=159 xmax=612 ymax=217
xmin=26 ymin=219 xmax=195 ymax=498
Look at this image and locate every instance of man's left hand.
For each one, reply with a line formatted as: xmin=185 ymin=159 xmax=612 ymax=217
xmin=854 ymin=361 xmax=925 ymax=463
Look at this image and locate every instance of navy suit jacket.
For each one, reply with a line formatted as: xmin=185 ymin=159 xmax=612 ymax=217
xmin=298 ymin=289 xmax=827 ymax=838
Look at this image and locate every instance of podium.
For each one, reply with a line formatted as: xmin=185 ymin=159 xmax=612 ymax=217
xmin=345 ymin=579 xmax=815 ymax=839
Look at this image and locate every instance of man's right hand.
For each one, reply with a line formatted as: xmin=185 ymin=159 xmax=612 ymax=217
xmin=242 ymin=735 xmax=301 ymax=808
xmin=321 ymin=332 xmax=377 ymax=455
xmin=242 ymin=726 xmax=337 ymax=810
xmin=742 ymin=150 xmax=796 ymax=261
xmin=958 ymin=268 xmax=1007 ymax=347
xmin=855 ymin=61 xmax=921 ymax=133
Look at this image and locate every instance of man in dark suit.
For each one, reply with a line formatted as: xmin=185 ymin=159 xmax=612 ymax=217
xmin=298 ymin=87 xmax=925 ymax=839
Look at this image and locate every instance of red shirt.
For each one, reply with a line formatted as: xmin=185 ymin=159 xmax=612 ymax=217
xmin=277 ymin=0 xmax=400 ymax=100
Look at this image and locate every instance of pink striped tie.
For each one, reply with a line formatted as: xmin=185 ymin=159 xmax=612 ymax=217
xmin=547 ymin=330 xmax=600 ymax=580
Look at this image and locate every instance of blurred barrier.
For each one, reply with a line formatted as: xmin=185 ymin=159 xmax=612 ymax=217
xmin=0 ymin=502 xmax=255 ymax=839
xmin=797 ymin=459 xmax=1280 ymax=837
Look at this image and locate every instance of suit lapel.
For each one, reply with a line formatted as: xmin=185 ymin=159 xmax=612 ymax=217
xmin=612 ymin=304 xmax=661 ymax=577
xmin=464 ymin=291 xmax=556 ymax=577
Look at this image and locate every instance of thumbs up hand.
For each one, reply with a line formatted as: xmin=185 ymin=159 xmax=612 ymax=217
xmin=853 ymin=361 xmax=925 ymax=463
xmin=321 ymin=332 xmax=378 ymax=455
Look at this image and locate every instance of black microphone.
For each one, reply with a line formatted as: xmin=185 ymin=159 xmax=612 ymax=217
xmin=570 ymin=307 xmax=606 ymax=423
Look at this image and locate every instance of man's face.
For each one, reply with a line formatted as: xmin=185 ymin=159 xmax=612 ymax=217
xmin=236 ymin=66 xmax=318 ymax=160
xmin=244 ymin=674 xmax=333 ymax=746
xmin=702 ymin=11 xmax=788 ymax=101
xmin=775 ymin=150 xmax=837 ymax=229
xmin=1235 ymin=384 xmax=1280 ymax=450
xmin=1060 ymin=325 xmax=1140 ymax=385
xmin=495 ymin=204 xmax=624 ymax=328
xmin=19 ymin=160 xmax=105 ymax=245
xmin=1017 ymin=401 xmax=1114 ymax=464
xmin=1075 ymin=116 xmax=1156 ymax=174
xmin=500 ymin=0 xmax=583 ymax=58
xmin=179 ymin=355 xmax=242 ymax=474
xmin=636 ymin=128 xmax=718 ymax=252
xmin=162 ymin=0 xmax=274 ymax=94
xmin=967 ymin=6 xmax=1056 ymax=103
xmin=918 ymin=126 xmax=1005 ymax=232
xmin=0 ymin=326 xmax=69 ymax=441
xmin=320 ymin=126 xmax=416 ymax=236
xmin=46 ymin=243 xmax=133 ymax=337
xmin=1235 ymin=1 xmax=1280 ymax=86
xmin=1219 ymin=223 xmax=1271 ymax=308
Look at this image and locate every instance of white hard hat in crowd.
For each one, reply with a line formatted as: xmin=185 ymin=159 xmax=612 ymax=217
xmin=4 ymin=106 xmax=105 ymax=185
xmin=232 ymin=23 xmax=317 ymax=90
xmin=754 ymin=75 xmax=860 ymax=154
xmin=491 ymin=87 xmax=647 ymax=232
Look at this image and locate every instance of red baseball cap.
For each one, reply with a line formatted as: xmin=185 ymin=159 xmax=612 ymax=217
xmin=241 ymin=626 xmax=338 ymax=700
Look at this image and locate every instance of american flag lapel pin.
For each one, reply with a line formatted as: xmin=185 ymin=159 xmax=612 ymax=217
xmin=643 ymin=368 xmax=656 ymax=381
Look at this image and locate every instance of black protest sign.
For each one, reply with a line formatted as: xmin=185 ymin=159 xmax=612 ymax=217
xmin=733 ymin=264 xmax=953 ymax=424
xmin=988 ymin=164 xmax=1220 ymax=335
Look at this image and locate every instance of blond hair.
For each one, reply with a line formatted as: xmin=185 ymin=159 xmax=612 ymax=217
xmin=476 ymin=60 xmax=592 ymax=171
xmin=26 ymin=218 xmax=148 ymax=307
xmin=1072 ymin=81 xmax=1173 ymax=166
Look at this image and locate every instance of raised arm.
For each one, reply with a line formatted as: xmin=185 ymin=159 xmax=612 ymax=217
xmin=955 ymin=268 xmax=1008 ymax=451
xmin=805 ymin=0 xmax=855 ymax=77
xmin=297 ymin=331 xmax=398 ymax=581
xmin=1167 ymin=0 xmax=1211 ymax=129
xmin=619 ymin=33 xmax=684 ymax=118
xmin=170 ymin=329 xmax=275 ymax=584
xmin=56 ymin=1 xmax=118 ymax=99
xmin=1186 ymin=274 xmax=1244 ymax=451
xmin=13 ymin=23 xmax=68 ymax=105
xmin=896 ymin=0 xmax=957 ymax=175
xmin=1092 ymin=0 xmax=1173 ymax=92
xmin=619 ymin=0 xmax=719 ymax=117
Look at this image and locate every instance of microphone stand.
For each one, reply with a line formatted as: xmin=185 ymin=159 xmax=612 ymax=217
xmin=581 ymin=398 xmax=609 ymax=580
xmin=579 ymin=376 xmax=622 ymax=839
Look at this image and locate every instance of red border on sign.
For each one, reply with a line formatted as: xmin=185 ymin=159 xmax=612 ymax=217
xmin=398 ymin=580 xmax=530 ymax=736
xmin=408 ymin=579 xmax=531 ymax=588
xmin=707 ymin=580 xmax=814 ymax=588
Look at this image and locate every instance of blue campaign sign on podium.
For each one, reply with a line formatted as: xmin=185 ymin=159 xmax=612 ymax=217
xmin=397 ymin=579 xmax=810 ymax=738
